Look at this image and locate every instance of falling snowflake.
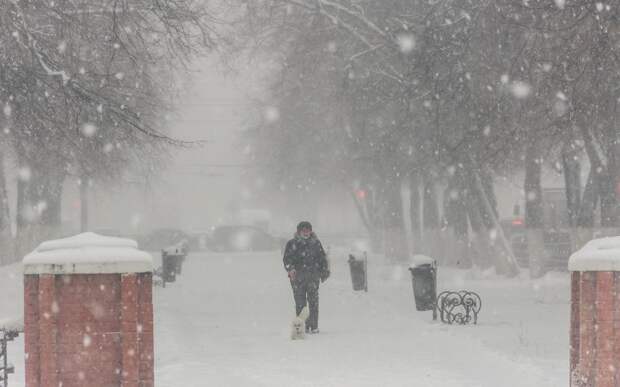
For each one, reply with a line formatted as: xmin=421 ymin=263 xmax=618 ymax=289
xmin=81 ymin=123 xmax=97 ymax=137
xmin=103 ymin=143 xmax=114 ymax=153
xmin=327 ymin=41 xmax=337 ymax=53
xmin=57 ymin=41 xmax=67 ymax=53
xmin=526 ymin=190 xmax=537 ymax=201
xmin=264 ymin=106 xmax=280 ymax=123
xmin=554 ymin=100 xmax=568 ymax=117
xmin=510 ymin=81 xmax=532 ymax=99
xmin=36 ymin=201 xmax=47 ymax=214
xmin=396 ymin=33 xmax=416 ymax=54
xmin=18 ymin=166 xmax=31 ymax=181
xmin=131 ymin=213 xmax=142 ymax=228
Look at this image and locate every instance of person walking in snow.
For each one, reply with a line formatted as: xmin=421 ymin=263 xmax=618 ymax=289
xmin=283 ymin=221 xmax=329 ymax=333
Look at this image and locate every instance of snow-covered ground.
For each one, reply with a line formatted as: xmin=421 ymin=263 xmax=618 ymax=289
xmin=1 ymin=248 xmax=568 ymax=386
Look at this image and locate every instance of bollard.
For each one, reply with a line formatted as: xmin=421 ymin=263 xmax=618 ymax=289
xmin=23 ymin=232 xmax=154 ymax=387
xmin=569 ymin=237 xmax=620 ymax=387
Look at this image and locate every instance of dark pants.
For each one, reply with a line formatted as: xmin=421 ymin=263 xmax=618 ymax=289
xmin=291 ymin=275 xmax=320 ymax=330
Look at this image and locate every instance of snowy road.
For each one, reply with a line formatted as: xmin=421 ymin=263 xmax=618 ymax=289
xmin=154 ymin=250 xmax=568 ymax=387
xmin=1 ymin=249 xmax=569 ymax=386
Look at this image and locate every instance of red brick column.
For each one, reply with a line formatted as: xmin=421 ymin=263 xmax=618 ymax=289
xmin=569 ymin=271 xmax=580 ymax=376
xmin=121 ymin=274 xmax=139 ymax=387
xmin=24 ymin=275 xmax=40 ymax=387
xmin=570 ymin=271 xmax=620 ymax=387
xmin=23 ymin=233 xmax=154 ymax=387
xmin=38 ymin=274 xmax=58 ymax=387
xmin=138 ymin=274 xmax=154 ymax=387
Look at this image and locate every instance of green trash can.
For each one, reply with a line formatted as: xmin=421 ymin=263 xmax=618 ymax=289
xmin=348 ymin=253 xmax=368 ymax=292
xmin=409 ymin=256 xmax=437 ymax=311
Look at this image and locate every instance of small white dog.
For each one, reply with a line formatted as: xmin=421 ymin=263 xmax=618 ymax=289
xmin=290 ymin=306 xmax=310 ymax=340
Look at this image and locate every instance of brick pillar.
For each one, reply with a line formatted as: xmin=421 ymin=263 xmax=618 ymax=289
xmin=121 ymin=274 xmax=139 ymax=387
xmin=38 ymin=274 xmax=58 ymax=387
xmin=569 ymin=238 xmax=620 ymax=387
xmin=23 ymin=232 xmax=153 ymax=387
xmin=570 ymin=271 xmax=580 ymax=376
xmin=24 ymin=275 xmax=40 ymax=386
xmin=138 ymin=274 xmax=154 ymax=387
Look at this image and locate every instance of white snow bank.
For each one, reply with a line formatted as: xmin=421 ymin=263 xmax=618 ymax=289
xmin=23 ymin=232 xmax=152 ymax=274
xmin=569 ymin=236 xmax=620 ymax=271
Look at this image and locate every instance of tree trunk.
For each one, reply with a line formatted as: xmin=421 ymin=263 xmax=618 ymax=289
xmin=577 ymin=167 xmax=599 ymax=227
xmin=525 ymin=143 xmax=547 ymax=278
xmin=0 ymin=154 xmax=12 ymax=265
xmin=577 ymin=125 xmax=603 ymax=227
xmin=380 ymin=177 xmax=408 ymax=262
xmin=599 ymin=169 xmax=617 ymax=227
xmin=599 ymin=127 xmax=619 ymax=227
xmin=400 ymin=176 xmax=414 ymax=257
xmin=466 ymin=184 xmax=493 ymax=270
xmin=15 ymin=158 xmax=65 ymax=257
xmin=349 ymin=186 xmax=382 ymax=253
xmin=562 ymin=143 xmax=581 ymax=228
xmin=468 ymin=162 xmax=519 ymax=277
xmin=422 ymin=177 xmax=443 ymax=263
xmin=444 ymin=171 xmax=471 ymax=267
xmin=525 ymin=144 xmax=543 ymax=228
xmin=409 ymin=177 xmax=422 ymax=253
xmin=423 ymin=177 xmax=440 ymax=229
xmin=80 ymin=174 xmax=89 ymax=232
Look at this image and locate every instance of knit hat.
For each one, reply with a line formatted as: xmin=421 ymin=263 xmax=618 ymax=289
xmin=296 ymin=221 xmax=312 ymax=231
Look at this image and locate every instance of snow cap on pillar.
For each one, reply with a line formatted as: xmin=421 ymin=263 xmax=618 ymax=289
xmin=569 ymin=236 xmax=620 ymax=272
xmin=23 ymin=232 xmax=153 ymax=274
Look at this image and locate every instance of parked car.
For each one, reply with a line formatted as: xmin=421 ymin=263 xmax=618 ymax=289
xmin=207 ymin=225 xmax=283 ymax=252
xmin=139 ymin=228 xmax=190 ymax=251
xmin=188 ymin=231 xmax=210 ymax=251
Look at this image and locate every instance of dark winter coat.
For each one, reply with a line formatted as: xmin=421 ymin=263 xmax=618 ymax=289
xmin=283 ymin=232 xmax=328 ymax=280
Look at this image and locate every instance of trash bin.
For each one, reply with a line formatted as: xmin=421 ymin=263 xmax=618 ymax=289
xmin=161 ymin=250 xmax=184 ymax=283
xmin=409 ymin=256 xmax=437 ymax=311
xmin=348 ymin=253 xmax=368 ymax=292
